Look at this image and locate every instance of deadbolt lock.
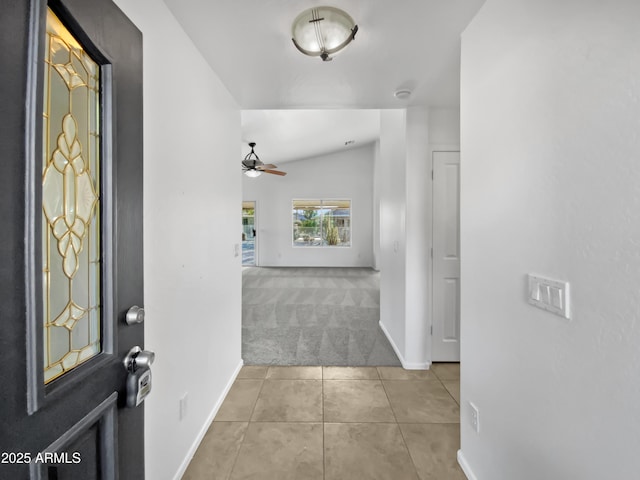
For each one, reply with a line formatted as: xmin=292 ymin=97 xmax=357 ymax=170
xmin=125 ymin=305 xmax=145 ymax=325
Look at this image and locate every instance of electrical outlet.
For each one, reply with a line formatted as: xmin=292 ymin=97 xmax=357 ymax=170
xmin=179 ymin=393 xmax=188 ymax=421
xmin=469 ymin=401 xmax=479 ymax=433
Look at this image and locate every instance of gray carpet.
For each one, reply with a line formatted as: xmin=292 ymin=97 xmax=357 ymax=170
xmin=242 ymin=267 xmax=401 ymax=366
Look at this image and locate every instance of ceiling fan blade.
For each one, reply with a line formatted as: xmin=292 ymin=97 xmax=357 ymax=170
xmin=262 ymin=169 xmax=287 ymax=176
xmin=256 ymin=163 xmax=278 ymax=170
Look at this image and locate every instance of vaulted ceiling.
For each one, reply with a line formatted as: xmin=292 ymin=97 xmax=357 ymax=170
xmin=162 ymin=0 xmax=485 ymax=162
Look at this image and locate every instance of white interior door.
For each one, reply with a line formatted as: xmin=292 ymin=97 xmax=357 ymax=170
xmin=432 ymin=151 xmax=461 ymax=362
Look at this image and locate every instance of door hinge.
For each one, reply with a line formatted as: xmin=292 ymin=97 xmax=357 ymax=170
xmin=430 ymin=247 xmax=433 ymax=259
xmin=431 ymin=170 xmax=434 ymax=180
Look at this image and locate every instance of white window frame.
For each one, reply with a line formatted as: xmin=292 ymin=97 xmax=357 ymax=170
xmin=291 ymin=198 xmax=352 ymax=248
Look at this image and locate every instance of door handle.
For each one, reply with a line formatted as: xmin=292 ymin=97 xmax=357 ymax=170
xmin=123 ymin=346 xmax=155 ymax=372
xmin=125 ymin=305 xmax=145 ymax=325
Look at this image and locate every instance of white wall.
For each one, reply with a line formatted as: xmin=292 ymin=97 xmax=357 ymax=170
xmin=377 ymin=110 xmax=408 ymax=361
xmin=377 ymin=108 xmax=459 ymax=368
xmin=428 ymin=108 xmax=460 ymax=146
xmin=113 ymin=1 xmax=242 ymax=479
xmin=404 ymin=107 xmax=431 ymax=365
xmin=459 ymin=1 xmax=640 ymax=479
xmin=372 ymin=140 xmax=381 ymax=270
xmin=243 ymin=144 xmax=375 ymax=267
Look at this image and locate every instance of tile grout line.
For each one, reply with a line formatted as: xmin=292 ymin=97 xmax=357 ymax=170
xmin=224 ymin=421 xmax=248 ymax=480
xmin=379 ymin=368 xmax=425 ymax=480
xmin=322 ymin=366 xmax=326 ymax=480
xmin=395 ymin=421 xmax=425 ymax=480
xmin=247 ymin=374 xmax=267 ymax=422
xmin=442 ymin=382 xmax=461 ymax=406
xmin=225 ymin=371 xmax=268 ymax=480
xmin=432 ymin=369 xmax=461 ymax=407
xmin=378 ymin=368 xmax=400 ymax=425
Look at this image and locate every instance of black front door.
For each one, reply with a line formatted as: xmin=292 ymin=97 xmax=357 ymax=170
xmin=1 ymin=0 xmax=144 ymax=478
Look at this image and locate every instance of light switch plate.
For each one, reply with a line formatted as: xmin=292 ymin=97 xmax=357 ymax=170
xmin=527 ymin=274 xmax=571 ymax=319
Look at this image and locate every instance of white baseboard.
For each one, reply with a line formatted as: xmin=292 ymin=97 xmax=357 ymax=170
xmin=173 ymin=359 xmax=244 ymax=480
xmin=404 ymin=360 xmax=431 ymax=369
xmin=378 ymin=321 xmax=429 ymax=370
xmin=457 ymin=449 xmax=478 ymax=480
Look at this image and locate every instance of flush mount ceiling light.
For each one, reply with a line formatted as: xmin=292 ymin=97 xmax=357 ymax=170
xmin=291 ymin=6 xmax=358 ymax=62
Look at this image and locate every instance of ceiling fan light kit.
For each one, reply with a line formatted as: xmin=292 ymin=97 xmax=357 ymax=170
xmin=244 ymin=169 xmax=262 ymax=178
xmin=242 ymin=142 xmax=287 ymax=177
xmin=291 ymin=6 xmax=358 ymax=62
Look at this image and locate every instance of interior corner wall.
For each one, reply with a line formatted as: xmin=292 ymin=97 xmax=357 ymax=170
xmin=372 ymin=140 xmax=381 ymax=271
xmin=377 ymin=110 xmax=407 ymax=360
xmin=404 ymin=107 xmax=430 ymax=367
xmin=113 ymin=2 xmax=242 ymax=479
xmin=460 ymin=1 xmax=640 ymax=479
xmin=242 ymin=144 xmax=374 ymax=267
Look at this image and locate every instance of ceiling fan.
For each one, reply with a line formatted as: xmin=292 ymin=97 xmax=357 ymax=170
xmin=242 ymin=142 xmax=287 ymax=177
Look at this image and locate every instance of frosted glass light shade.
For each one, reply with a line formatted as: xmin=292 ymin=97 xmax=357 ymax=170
xmin=244 ymin=169 xmax=262 ymax=178
xmin=291 ymin=6 xmax=358 ymax=61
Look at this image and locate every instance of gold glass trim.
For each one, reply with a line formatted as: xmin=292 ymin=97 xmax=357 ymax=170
xmin=43 ymin=8 xmax=101 ymax=384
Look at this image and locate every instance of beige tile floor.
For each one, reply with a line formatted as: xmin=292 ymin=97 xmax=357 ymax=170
xmin=183 ymin=364 xmax=464 ymax=480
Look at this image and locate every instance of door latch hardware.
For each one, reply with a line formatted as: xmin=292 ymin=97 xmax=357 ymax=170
xmin=125 ymin=305 xmax=145 ymax=325
xmin=123 ymin=346 xmax=155 ymax=373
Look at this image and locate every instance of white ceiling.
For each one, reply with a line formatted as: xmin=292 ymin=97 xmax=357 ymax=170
xmin=241 ymin=109 xmax=380 ymax=163
xmin=162 ymin=0 xmax=485 ymax=164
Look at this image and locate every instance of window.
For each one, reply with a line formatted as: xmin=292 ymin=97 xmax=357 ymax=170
xmin=42 ymin=8 xmax=102 ymax=383
xmin=292 ymin=199 xmax=351 ymax=247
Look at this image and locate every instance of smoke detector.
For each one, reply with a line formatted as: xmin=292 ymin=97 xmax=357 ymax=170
xmin=394 ymin=89 xmax=412 ymax=100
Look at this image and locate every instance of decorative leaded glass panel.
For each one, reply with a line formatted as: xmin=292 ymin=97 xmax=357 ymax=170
xmin=43 ymin=8 xmax=101 ymax=384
